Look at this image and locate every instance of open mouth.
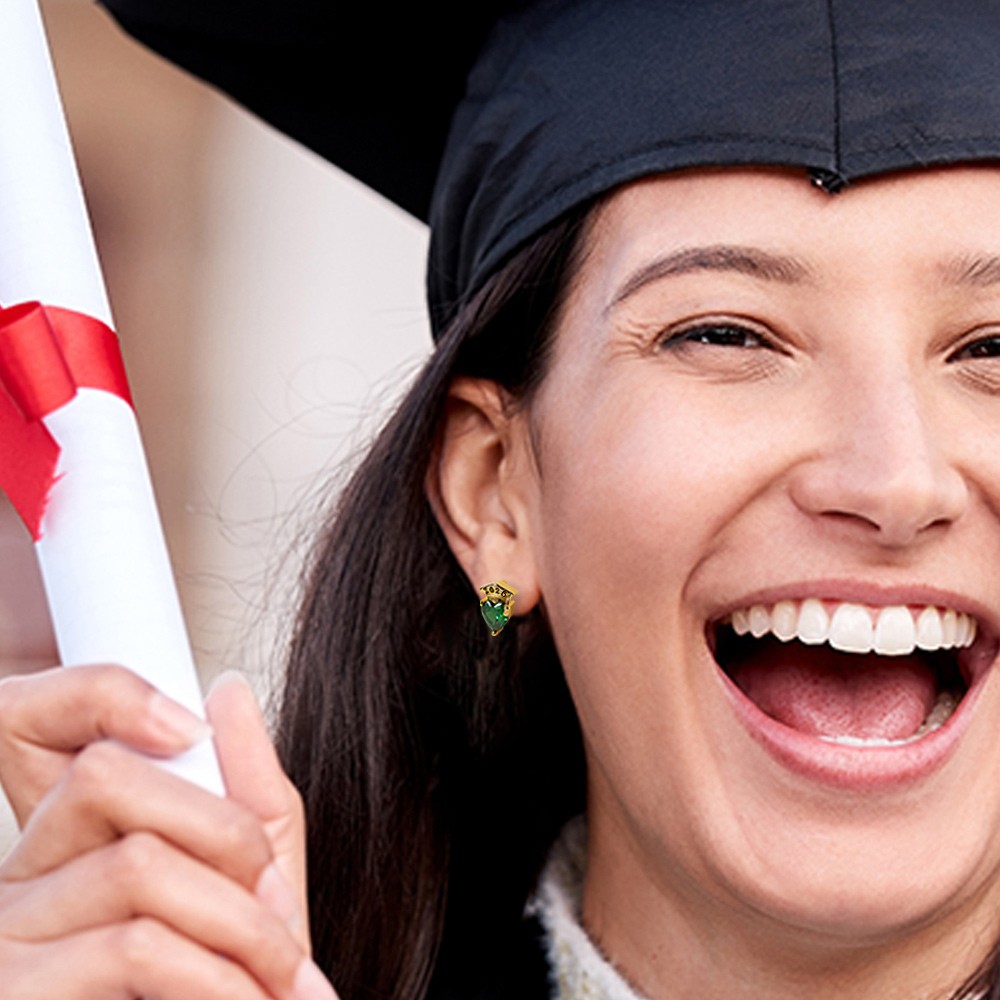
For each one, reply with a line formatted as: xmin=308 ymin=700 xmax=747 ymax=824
xmin=712 ymin=600 xmax=979 ymax=748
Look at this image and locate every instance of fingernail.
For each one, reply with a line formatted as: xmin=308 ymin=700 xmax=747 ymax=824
xmin=291 ymin=958 xmax=338 ymax=1000
xmin=148 ymin=692 xmax=214 ymax=745
xmin=208 ymin=668 xmax=254 ymax=695
xmin=257 ymin=861 xmax=302 ymax=935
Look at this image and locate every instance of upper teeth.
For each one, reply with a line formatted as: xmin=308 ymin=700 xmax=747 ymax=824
xmin=728 ymin=600 xmax=976 ymax=656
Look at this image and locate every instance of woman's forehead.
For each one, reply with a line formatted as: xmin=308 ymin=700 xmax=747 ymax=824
xmin=583 ymin=165 xmax=1000 ymax=294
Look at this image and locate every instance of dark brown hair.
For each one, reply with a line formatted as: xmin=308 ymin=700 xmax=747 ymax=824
xmin=276 ymin=207 xmax=591 ymax=1000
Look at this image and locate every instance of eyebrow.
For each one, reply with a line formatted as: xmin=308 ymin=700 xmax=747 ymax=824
xmin=608 ymin=244 xmax=812 ymax=311
xmin=939 ymin=253 xmax=1000 ymax=288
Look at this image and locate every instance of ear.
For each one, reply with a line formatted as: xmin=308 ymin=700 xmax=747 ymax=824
xmin=427 ymin=376 xmax=541 ymax=615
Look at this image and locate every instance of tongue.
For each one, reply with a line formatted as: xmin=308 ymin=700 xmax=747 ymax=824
xmin=731 ymin=641 xmax=938 ymax=740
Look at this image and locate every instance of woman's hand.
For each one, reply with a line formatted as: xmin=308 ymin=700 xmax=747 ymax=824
xmin=0 ymin=664 xmax=337 ymax=1000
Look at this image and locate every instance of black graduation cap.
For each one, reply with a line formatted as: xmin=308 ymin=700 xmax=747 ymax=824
xmin=102 ymin=1 xmax=1000 ymax=333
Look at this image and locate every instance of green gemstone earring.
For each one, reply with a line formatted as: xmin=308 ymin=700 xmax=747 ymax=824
xmin=479 ymin=581 xmax=517 ymax=636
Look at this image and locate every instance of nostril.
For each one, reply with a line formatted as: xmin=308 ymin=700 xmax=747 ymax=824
xmin=789 ymin=455 xmax=968 ymax=549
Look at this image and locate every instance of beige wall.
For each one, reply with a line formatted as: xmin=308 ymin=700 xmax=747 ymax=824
xmin=0 ymin=0 xmax=431 ymax=848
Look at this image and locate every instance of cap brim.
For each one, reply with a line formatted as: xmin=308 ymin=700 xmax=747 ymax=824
xmin=100 ymin=0 xmax=513 ymax=219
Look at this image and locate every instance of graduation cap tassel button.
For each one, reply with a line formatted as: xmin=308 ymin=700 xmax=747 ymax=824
xmin=479 ymin=581 xmax=517 ymax=636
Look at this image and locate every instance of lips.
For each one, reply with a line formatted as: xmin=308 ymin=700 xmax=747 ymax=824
xmin=710 ymin=595 xmax=997 ymax=787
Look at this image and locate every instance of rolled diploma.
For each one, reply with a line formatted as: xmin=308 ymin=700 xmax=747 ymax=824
xmin=0 ymin=0 xmax=223 ymax=794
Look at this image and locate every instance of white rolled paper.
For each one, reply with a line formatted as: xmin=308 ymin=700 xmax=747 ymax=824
xmin=0 ymin=0 xmax=224 ymax=794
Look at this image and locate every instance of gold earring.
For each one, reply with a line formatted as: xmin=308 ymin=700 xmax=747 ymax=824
xmin=479 ymin=581 xmax=517 ymax=635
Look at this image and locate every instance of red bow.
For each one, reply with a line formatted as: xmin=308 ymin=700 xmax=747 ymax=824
xmin=0 ymin=302 xmax=131 ymax=539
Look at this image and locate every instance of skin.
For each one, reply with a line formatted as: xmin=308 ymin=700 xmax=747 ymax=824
xmin=435 ymin=166 xmax=1000 ymax=997
xmin=0 ymin=666 xmax=338 ymax=1000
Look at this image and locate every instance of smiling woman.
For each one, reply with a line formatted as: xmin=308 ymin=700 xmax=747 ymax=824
xmin=517 ymin=168 xmax=1000 ymax=996
xmin=9 ymin=3 xmax=1000 ymax=1000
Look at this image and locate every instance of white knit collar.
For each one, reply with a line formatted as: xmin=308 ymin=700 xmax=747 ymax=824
xmin=529 ymin=818 xmax=648 ymax=1000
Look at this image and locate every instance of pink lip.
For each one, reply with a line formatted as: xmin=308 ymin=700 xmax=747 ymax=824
xmin=719 ymin=646 xmax=990 ymax=791
xmin=710 ymin=578 xmax=999 ymax=790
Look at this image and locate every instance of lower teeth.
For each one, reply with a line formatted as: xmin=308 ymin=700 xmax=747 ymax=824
xmin=817 ymin=691 xmax=960 ymax=748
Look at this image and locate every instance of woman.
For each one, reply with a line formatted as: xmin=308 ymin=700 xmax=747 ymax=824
xmin=5 ymin=1 xmax=1000 ymax=997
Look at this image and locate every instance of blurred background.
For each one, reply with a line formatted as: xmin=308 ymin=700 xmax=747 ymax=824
xmin=0 ymin=0 xmax=431 ymax=847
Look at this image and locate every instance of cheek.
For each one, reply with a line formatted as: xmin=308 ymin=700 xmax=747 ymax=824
xmin=534 ymin=381 xmax=788 ymax=610
xmin=528 ymin=374 xmax=815 ymax=812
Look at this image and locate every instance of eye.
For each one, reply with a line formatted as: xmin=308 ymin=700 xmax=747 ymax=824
xmin=660 ymin=321 xmax=771 ymax=351
xmin=945 ymin=330 xmax=1000 ymax=395
xmin=650 ymin=317 xmax=787 ymax=381
xmin=949 ymin=334 xmax=1000 ymax=361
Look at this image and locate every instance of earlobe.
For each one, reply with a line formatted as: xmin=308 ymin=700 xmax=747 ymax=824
xmin=427 ymin=376 xmax=541 ymax=615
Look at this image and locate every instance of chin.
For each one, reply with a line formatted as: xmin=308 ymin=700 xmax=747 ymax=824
xmin=721 ymin=836 xmax=992 ymax=947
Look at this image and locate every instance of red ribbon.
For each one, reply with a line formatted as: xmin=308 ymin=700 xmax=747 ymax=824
xmin=0 ymin=302 xmax=131 ymax=540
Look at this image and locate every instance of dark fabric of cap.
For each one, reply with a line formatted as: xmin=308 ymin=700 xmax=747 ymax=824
xmin=99 ymin=0 xmax=518 ymax=219
xmin=429 ymin=0 xmax=1000 ymax=330
xmin=101 ymin=1 xmax=1000 ymax=336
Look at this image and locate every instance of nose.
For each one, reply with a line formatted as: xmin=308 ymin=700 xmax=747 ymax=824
xmin=788 ymin=369 xmax=968 ymax=549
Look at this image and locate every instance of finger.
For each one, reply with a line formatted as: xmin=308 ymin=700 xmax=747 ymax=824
xmin=208 ymin=672 xmax=297 ymax=830
xmin=208 ymin=672 xmax=308 ymax=939
xmin=0 ymin=663 xmax=210 ymax=755
xmin=0 ymin=921 xmax=275 ymax=1000
xmin=1 ymin=832 xmax=319 ymax=1000
xmin=4 ymin=740 xmax=271 ymax=888
xmin=0 ymin=664 xmax=210 ymax=825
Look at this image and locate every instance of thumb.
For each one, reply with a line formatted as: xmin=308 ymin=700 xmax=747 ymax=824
xmin=206 ymin=671 xmax=309 ymax=947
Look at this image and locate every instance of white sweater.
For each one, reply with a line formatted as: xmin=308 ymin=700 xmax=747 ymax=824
xmin=530 ymin=819 xmax=648 ymax=1000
